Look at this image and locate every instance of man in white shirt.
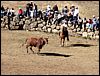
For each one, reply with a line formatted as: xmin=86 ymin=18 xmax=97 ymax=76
xmin=73 ymin=7 xmax=79 ymax=17
xmin=47 ymin=5 xmax=51 ymax=12
xmin=10 ymin=8 xmax=15 ymax=17
xmin=30 ymin=10 xmax=34 ymax=18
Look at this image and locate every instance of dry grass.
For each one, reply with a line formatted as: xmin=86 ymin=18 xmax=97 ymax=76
xmin=1 ymin=29 xmax=99 ymax=75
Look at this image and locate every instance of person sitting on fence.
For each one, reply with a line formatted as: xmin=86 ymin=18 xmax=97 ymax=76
xmin=86 ymin=19 xmax=93 ymax=32
xmin=18 ymin=7 xmax=23 ymax=19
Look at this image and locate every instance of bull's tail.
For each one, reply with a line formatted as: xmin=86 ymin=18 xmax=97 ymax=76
xmin=19 ymin=38 xmax=27 ymax=48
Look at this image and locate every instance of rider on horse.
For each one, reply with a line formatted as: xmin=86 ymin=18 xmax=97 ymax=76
xmin=59 ymin=21 xmax=69 ymax=47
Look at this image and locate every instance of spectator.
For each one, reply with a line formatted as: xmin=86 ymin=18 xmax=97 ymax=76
xmin=18 ymin=7 xmax=23 ymax=19
xmin=29 ymin=1 xmax=33 ymax=11
xmin=92 ymin=15 xmax=97 ymax=32
xmin=96 ymin=17 xmax=99 ymax=31
xmin=1 ymin=5 xmax=5 ymax=11
xmin=30 ymin=9 xmax=34 ymax=18
xmin=53 ymin=4 xmax=58 ymax=12
xmin=78 ymin=17 xmax=83 ymax=31
xmin=33 ymin=3 xmax=38 ymax=21
xmin=26 ymin=3 xmax=30 ymax=17
xmin=48 ymin=11 xmax=53 ymax=25
xmin=42 ymin=11 xmax=48 ymax=25
xmin=83 ymin=18 xmax=87 ymax=32
xmin=53 ymin=11 xmax=58 ymax=24
xmin=86 ymin=19 xmax=93 ymax=32
xmin=70 ymin=4 xmax=75 ymax=16
xmin=73 ymin=6 xmax=79 ymax=22
xmin=1 ymin=5 xmax=5 ymax=17
xmin=47 ymin=5 xmax=51 ymax=12
xmin=68 ymin=12 xmax=73 ymax=25
xmin=5 ymin=7 xmax=11 ymax=16
xmin=10 ymin=8 xmax=15 ymax=17
xmin=62 ymin=6 xmax=69 ymax=15
xmin=7 ymin=13 xmax=11 ymax=30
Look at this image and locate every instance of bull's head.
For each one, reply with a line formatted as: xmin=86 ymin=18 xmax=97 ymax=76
xmin=44 ymin=38 xmax=48 ymax=44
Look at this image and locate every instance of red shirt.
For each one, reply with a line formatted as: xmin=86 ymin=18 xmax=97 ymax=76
xmin=18 ymin=9 xmax=23 ymax=14
xmin=88 ymin=19 xmax=93 ymax=24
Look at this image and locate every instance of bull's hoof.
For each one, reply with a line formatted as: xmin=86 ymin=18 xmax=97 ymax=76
xmin=67 ymin=39 xmax=69 ymax=41
xmin=59 ymin=45 xmax=64 ymax=47
xmin=33 ymin=52 xmax=35 ymax=54
xmin=36 ymin=52 xmax=40 ymax=55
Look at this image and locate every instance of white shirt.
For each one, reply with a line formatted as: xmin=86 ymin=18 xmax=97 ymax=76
xmin=58 ymin=14 xmax=61 ymax=19
xmin=30 ymin=10 xmax=34 ymax=17
xmin=73 ymin=8 xmax=79 ymax=16
xmin=10 ymin=9 xmax=15 ymax=13
xmin=47 ymin=5 xmax=51 ymax=11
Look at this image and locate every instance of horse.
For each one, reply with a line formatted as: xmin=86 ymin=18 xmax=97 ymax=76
xmin=59 ymin=24 xmax=69 ymax=47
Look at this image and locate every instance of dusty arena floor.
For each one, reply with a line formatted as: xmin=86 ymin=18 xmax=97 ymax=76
xmin=1 ymin=29 xmax=99 ymax=75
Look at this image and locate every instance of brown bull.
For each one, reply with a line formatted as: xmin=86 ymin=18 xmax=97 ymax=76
xmin=21 ymin=37 xmax=48 ymax=54
xmin=59 ymin=25 xmax=69 ymax=47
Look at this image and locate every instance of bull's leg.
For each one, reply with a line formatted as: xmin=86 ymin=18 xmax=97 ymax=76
xmin=66 ymin=31 xmax=69 ymax=41
xmin=37 ymin=48 xmax=40 ymax=55
xmin=26 ymin=45 xmax=29 ymax=53
xmin=62 ymin=38 xmax=65 ymax=47
xmin=30 ymin=46 xmax=34 ymax=54
xmin=60 ymin=38 xmax=62 ymax=47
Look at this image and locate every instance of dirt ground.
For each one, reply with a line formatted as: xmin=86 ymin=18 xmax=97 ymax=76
xmin=1 ymin=29 xmax=99 ymax=75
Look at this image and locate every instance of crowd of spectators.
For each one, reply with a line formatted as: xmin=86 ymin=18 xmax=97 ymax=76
xmin=1 ymin=1 xmax=99 ymax=32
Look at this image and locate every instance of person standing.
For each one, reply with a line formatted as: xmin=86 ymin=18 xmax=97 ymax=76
xmin=29 ymin=1 xmax=33 ymax=11
xmin=33 ymin=3 xmax=38 ymax=21
xmin=1 ymin=5 xmax=5 ymax=18
xmin=18 ymin=7 xmax=23 ymax=19
xmin=26 ymin=3 xmax=30 ymax=17
xmin=10 ymin=8 xmax=15 ymax=17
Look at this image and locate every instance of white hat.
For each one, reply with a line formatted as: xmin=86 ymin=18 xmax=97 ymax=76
xmin=97 ymin=17 xmax=99 ymax=19
xmin=93 ymin=15 xmax=95 ymax=17
xmin=71 ymin=4 xmax=74 ymax=6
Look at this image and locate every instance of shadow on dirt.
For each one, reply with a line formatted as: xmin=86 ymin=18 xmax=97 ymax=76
xmin=39 ymin=52 xmax=72 ymax=57
xmin=67 ymin=43 xmax=96 ymax=47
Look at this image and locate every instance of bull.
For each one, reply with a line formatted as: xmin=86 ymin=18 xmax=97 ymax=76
xmin=21 ymin=37 xmax=48 ymax=54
